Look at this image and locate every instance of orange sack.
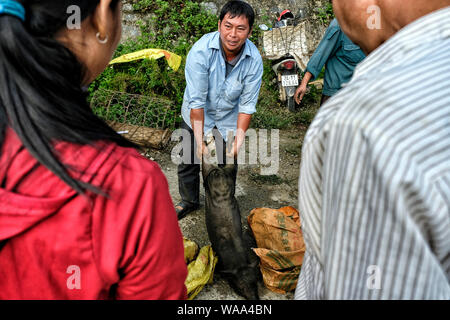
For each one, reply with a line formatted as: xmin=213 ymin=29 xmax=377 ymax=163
xmin=247 ymin=206 xmax=305 ymax=294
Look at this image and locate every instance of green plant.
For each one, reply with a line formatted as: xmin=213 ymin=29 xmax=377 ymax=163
xmin=89 ymin=0 xmax=219 ymax=127
xmin=249 ymin=172 xmax=287 ymax=185
xmin=90 ymin=1 xmax=320 ymax=131
xmin=251 ymin=60 xmax=320 ymax=130
xmin=317 ymin=2 xmax=335 ymax=24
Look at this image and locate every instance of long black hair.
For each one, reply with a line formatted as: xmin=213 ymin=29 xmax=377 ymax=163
xmin=0 ymin=0 xmax=137 ymax=195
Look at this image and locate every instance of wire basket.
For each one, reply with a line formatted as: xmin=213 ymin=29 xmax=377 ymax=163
xmin=261 ymin=17 xmax=327 ymax=70
xmin=90 ymin=89 xmax=176 ymax=149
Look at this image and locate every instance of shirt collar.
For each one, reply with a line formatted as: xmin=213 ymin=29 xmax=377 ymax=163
xmin=352 ymin=6 xmax=450 ymax=80
xmin=219 ymin=38 xmax=245 ymax=65
xmin=209 ymin=31 xmax=252 ymax=58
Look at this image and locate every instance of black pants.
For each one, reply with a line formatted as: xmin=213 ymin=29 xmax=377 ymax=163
xmin=177 ymin=120 xmax=237 ymax=207
xmin=320 ymin=94 xmax=331 ymax=106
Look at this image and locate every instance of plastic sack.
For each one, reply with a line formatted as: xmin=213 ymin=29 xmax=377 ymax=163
xmin=183 ymin=239 xmax=218 ymax=300
xmin=184 ymin=238 xmax=199 ymax=264
xmin=109 ymin=49 xmax=182 ymax=71
xmin=248 ymin=206 xmax=305 ymax=294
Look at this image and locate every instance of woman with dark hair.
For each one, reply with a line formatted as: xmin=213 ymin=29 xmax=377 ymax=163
xmin=0 ymin=0 xmax=187 ymax=299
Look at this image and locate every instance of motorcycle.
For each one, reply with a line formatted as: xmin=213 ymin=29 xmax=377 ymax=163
xmin=260 ymin=9 xmax=307 ymax=112
xmin=272 ymin=54 xmax=299 ymax=112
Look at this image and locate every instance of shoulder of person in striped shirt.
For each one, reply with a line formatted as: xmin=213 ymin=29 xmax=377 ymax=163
xmin=296 ymin=0 xmax=450 ymax=300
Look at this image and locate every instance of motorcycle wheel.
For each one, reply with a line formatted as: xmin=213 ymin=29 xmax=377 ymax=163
xmin=287 ymin=96 xmax=296 ymax=112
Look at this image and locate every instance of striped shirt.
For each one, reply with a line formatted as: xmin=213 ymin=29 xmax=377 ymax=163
xmin=295 ymin=7 xmax=450 ymax=300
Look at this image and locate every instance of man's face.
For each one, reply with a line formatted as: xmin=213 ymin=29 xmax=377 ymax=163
xmin=218 ymin=13 xmax=252 ymax=56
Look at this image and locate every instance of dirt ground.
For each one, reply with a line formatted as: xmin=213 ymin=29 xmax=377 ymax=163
xmin=143 ymin=127 xmax=307 ymax=300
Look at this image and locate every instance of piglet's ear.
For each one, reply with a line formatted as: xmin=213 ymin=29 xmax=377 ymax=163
xmin=223 ymin=164 xmax=237 ymax=177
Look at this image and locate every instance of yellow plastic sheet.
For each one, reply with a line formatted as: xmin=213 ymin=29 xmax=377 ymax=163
xmin=184 ymin=238 xmax=199 ymax=264
xmin=109 ymin=49 xmax=182 ymax=71
xmin=184 ymin=243 xmax=218 ymax=300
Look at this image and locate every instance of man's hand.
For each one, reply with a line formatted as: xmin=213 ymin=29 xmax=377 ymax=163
xmin=227 ymin=113 xmax=252 ymax=160
xmin=294 ymin=84 xmax=308 ymax=104
xmin=294 ymin=71 xmax=313 ymax=104
xmin=226 ymin=140 xmax=239 ymax=159
xmin=196 ymin=142 xmax=209 ymax=160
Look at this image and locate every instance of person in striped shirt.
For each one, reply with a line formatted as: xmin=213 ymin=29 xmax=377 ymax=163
xmin=295 ymin=0 xmax=450 ymax=299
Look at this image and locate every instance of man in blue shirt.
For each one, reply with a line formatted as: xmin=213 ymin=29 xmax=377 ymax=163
xmin=294 ymin=18 xmax=366 ymax=105
xmin=176 ymin=1 xmax=263 ymax=219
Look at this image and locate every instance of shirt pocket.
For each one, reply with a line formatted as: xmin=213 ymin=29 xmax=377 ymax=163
xmin=342 ymin=44 xmax=365 ymax=64
xmin=223 ymin=79 xmax=244 ymax=104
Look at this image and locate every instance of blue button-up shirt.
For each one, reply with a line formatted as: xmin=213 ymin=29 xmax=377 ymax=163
xmin=306 ymin=19 xmax=366 ymax=96
xmin=181 ymin=31 xmax=263 ymax=141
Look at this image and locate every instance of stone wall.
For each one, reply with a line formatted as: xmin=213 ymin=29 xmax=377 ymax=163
xmin=198 ymin=0 xmax=308 ymax=18
xmin=121 ymin=0 xmax=330 ymax=54
xmin=198 ymin=0 xmax=327 ymax=23
xmin=121 ymin=2 xmax=144 ymax=43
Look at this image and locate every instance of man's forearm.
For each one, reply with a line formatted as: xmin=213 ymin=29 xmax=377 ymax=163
xmin=190 ymin=108 xmax=204 ymax=147
xmin=235 ymin=113 xmax=252 ymax=151
xmin=301 ymin=71 xmax=313 ymax=87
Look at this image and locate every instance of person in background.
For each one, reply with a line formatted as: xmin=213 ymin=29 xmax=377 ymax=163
xmin=175 ymin=0 xmax=263 ymax=219
xmin=0 ymin=0 xmax=187 ymax=299
xmin=294 ymin=18 xmax=366 ymax=106
xmin=295 ymin=0 xmax=450 ymax=299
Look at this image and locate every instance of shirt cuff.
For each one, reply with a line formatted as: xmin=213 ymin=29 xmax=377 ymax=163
xmin=239 ymin=105 xmax=256 ymax=115
xmin=189 ymin=101 xmax=205 ymax=110
xmin=306 ymin=67 xmax=319 ymax=81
